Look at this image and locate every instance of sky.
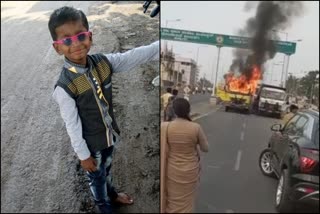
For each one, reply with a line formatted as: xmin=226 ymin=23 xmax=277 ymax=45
xmin=161 ymin=1 xmax=319 ymax=86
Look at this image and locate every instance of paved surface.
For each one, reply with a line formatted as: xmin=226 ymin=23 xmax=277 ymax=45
xmin=189 ymin=94 xmax=212 ymax=105
xmin=161 ymin=96 xmax=219 ymax=121
xmin=194 ymin=109 xmax=318 ymax=213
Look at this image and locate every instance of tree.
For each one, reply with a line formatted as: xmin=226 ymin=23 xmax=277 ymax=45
xmin=294 ymin=70 xmax=319 ymax=105
xmin=286 ymin=74 xmax=299 ymax=95
xmin=198 ymin=77 xmax=213 ymax=89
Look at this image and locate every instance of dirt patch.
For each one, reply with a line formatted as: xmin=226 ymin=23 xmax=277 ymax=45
xmin=1 ymin=1 xmax=159 ymax=213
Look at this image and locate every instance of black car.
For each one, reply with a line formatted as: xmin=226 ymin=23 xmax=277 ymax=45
xmin=259 ymin=109 xmax=319 ymax=212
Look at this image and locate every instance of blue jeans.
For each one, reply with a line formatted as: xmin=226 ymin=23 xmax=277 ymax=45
xmin=86 ymin=146 xmax=118 ymax=212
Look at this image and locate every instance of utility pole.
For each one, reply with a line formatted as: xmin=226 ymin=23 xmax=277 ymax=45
xmin=210 ymin=45 xmax=222 ymax=104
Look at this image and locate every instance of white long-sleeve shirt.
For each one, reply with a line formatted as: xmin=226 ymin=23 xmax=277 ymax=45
xmin=52 ymin=41 xmax=159 ymax=160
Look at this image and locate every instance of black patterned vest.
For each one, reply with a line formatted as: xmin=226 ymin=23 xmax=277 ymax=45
xmin=55 ymin=54 xmax=120 ymax=152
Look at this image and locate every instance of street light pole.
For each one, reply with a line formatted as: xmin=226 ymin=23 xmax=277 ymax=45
xmin=210 ymin=58 xmax=216 ymax=84
xmin=282 ymin=33 xmax=288 ymax=87
xmin=272 ymin=30 xmax=288 ymax=87
xmin=164 ymin=19 xmax=181 ymax=53
xmin=284 ymin=55 xmax=291 ymax=88
xmin=195 ymin=45 xmax=209 ymax=87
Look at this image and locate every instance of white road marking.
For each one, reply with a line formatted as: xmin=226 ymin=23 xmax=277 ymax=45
xmin=208 ymin=165 xmax=220 ymax=169
xmin=240 ymin=131 xmax=245 ymax=141
xmin=243 ymin=122 xmax=246 ymax=129
xmin=193 ymin=110 xmax=217 ymax=121
xmin=234 ymin=150 xmax=242 ymax=171
xmin=225 ymin=209 xmax=235 ymax=213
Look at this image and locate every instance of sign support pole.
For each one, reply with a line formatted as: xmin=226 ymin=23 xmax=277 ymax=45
xmin=212 ymin=46 xmax=221 ymax=97
xmin=283 ymin=54 xmax=291 ymax=88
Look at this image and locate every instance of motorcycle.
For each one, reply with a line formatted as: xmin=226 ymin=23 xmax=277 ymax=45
xmin=143 ymin=1 xmax=160 ymax=18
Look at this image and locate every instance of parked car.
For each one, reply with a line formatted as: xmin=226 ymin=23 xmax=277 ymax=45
xmin=259 ymin=109 xmax=319 ymax=212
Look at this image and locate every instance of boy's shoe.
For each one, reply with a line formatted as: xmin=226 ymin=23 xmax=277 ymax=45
xmin=111 ymin=192 xmax=134 ymax=206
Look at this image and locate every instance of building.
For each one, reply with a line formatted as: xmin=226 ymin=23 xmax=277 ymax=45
xmin=160 ymin=50 xmax=176 ymax=87
xmin=174 ymin=57 xmax=198 ymax=87
xmin=161 ymin=47 xmax=199 ymax=90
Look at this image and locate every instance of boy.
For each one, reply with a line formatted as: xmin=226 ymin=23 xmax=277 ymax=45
xmin=161 ymin=87 xmax=172 ymax=118
xmin=282 ymin=104 xmax=299 ymax=125
xmin=49 ymin=6 xmax=159 ymax=213
xmin=164 ymin=89 xmax=178 ymax=121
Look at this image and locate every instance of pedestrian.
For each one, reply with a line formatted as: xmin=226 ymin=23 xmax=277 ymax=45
xmin=160 ymin=98 xmax=209 ymax=213
xmin=164 ymin=89 xmax=178 ymax=121
xmin=183 ymin=85 xmax=191 ymax=101
xmin=161 ymin=87 xmax=173 ymax=120
xmin=282 ymin=104 xmax=299 ymax=125
xmin=49 ymin=6 xmax=159 ymax=213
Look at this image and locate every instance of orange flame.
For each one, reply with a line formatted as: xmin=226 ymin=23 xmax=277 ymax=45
xmin=225 ymin=65 xmax=262 ymax=95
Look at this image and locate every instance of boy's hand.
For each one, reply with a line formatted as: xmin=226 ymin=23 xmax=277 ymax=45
xmin=80 ymin=156 xmax=97 ymax=172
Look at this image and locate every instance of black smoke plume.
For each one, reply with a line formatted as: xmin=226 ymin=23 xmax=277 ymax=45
xmin=228 ymin=1 xmax=305 ymax=80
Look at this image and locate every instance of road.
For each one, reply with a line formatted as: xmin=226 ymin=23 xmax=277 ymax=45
xmin=195 ymin=109 xmax=317 ymax=213
xmin=1 ymin=2 xmax=97 ymax=213
xmin=189 ymin=93 xmax=211 ymax=105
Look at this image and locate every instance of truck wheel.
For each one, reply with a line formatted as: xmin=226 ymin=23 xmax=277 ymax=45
xmin=225 ymin=106 xmax=229 ymax=112
xmin=275 ymin=169 xmax=294 ymax=213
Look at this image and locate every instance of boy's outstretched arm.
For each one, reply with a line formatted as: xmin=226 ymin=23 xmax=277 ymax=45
xmin=104 ymin=40 xmax=159 ymax=73
xmin=52 ymin=86 xmax=97 ymax=172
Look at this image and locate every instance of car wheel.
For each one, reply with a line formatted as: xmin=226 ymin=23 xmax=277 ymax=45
xmin=275 ymin=169 xmax=293 ymax=213
xmin=225 ymin=106 xmax=229 ymax=112
xmin=259 ymin=149 xmax=276 ymax=178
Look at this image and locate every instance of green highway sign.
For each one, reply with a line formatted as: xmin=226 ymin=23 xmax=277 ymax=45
xmin=161 ymin=28 xmax=296 ymax=55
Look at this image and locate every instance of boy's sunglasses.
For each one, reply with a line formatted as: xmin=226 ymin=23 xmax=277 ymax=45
xmin=53 ymin=31 xmax=92 ymax=46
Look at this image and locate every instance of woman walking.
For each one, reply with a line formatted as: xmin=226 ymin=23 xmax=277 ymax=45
xmin=160 ymin=98 xmax=209 ymax=213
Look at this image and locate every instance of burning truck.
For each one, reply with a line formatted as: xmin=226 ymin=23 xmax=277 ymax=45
xmin=217 ymin=64 xmax=261 ymax=114
xmin=215 ymin=1 xmax=304 ymax=117
xmin=217 ymin=65 xmax=288 ymax=118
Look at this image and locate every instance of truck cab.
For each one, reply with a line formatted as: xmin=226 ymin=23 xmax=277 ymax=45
xmin=255 ymin=85 xmax=287 ymax=118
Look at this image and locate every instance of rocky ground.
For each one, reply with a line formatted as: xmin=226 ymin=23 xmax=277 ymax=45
xmin=1 ymin=1 xmax=159 ymax=213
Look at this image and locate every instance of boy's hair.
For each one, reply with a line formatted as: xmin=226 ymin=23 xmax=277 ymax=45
xmin=166 ymin=87 xmax=172 ymax=93
xmin=290 ymin=104 xmax=298 ymax=112
xmin=172 ymin=89 xmax=178 ymax=96
xmin=48 ymin=6 xmax=89 ymax=41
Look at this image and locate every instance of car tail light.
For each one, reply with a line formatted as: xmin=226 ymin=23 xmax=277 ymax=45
xmin=297 ymin=187 xmax=315 ymax=193
xmin=300 ymin=156 xmax=317 ymax=173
